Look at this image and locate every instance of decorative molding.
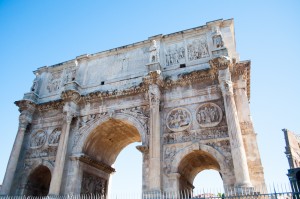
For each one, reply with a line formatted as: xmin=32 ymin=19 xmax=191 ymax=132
xmin=21 ymin=57 xmax=251 ymax=110
xmin=37 ymin=100 xmax=63 ymax=111
xmin=77 ymin=154 xmax=115 ymax=174
xmin=163 ymin=126 xmax=229 ymax=144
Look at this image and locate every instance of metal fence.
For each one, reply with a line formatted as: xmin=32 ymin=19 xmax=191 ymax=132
xmin=1 ymin=184 xmax=299 ymax=199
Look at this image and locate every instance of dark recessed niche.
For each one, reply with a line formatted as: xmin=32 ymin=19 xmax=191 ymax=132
xmin=101 ymin=81 xmax=105 ymax=85
xmin=180 ymin=64 xmax=186 ymax=68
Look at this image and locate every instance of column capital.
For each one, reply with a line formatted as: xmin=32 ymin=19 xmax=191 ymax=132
xmin=209 ymin=56 xmax=233 ymax=71
xmin=143 ymin=70 xmax=164 ymax=87
xmin=15 ymin=100 xmax=36 ymax=114
xmin=15 ymin=100 xmax=36 ymax=127
xmin=61 ymin=89 xmax=81 ymax=104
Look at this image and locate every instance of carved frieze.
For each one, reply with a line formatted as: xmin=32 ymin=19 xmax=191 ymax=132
xmin=166 ymin=108 xmax=191 ymax=132
xmin=25 ymin=146 xmax=58 ymax=159
xmin=163 ymin=126 xmax=228 ymax=144
xmin=48 ymin=128 xmax=61 ymax=146
xmin=196 ymin=103 xmax=222 ymax=128
xmin=187 ymin=37 xmax=209 ymax=61
xmin=30 ymin=130 xmax=47 ymax=148
xmin=47 ymin=71 xmax=62 ymax=93
xmin=165 ymin=44 xmax=185 ymax=66
xmin=81 ymin=172 xmax=107 ymax=195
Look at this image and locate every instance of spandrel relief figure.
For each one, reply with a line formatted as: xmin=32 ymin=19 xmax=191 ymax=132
xmin=30 ymin=130 xmax=47 ymax=148
xmin=196 ymin=103 xmax=223 ymax=128
xmin=167 ymin=108 xmax=191 ymax=131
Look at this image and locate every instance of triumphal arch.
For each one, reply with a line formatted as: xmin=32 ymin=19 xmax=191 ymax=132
xmin=1 ymin=19 xmax=265 ymax=196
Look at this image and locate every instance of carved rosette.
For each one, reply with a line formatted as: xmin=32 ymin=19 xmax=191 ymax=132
xmin=30 ymin=130 xmax=47 ymax=149
xmin=196 ymin=103 xmax=222 ymax=128
xmin=48 ymin=128 xmax=61 ymax=146
xmin=166 ymin=107 xmax=192 ymax=132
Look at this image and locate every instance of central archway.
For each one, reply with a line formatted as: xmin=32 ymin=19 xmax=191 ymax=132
xmin=79 ymin=118 xmax=142 ymax=195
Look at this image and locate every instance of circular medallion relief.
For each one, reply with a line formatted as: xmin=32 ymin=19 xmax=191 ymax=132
xmin=166 ymin=108 xmax=192 ymax=132
xmin=196 ymin=103 xmax=223 ymax=127
xmin=48 ymin=128 xmax=61 ymax=146
xmin=30 ymin=130 xmax=47 ymax=148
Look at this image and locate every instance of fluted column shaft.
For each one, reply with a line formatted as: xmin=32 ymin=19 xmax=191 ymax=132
xmin=148 ymin=83 xmax=161 ymax=191
xmin=48 ymin=112 xmax=73 ymax=195
xmin=1 ymin=112 xmax=32 ymax=195
xmin=218 ymin=68 xmax=252 ymax=188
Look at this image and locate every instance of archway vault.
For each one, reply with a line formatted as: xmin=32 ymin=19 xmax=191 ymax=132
xmin=25 ymin=165 xmax=51 ymax=196
xmin=83 ymin=118 xmax=141 ymax=166
xmin=73 ymin=113 xmax=147 ymax=156
xmin=178 ymin=150 xmax=221 ymax=185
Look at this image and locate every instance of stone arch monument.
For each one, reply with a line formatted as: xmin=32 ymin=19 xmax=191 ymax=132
xmin=1 ymin=19 xmax=265 ymax=196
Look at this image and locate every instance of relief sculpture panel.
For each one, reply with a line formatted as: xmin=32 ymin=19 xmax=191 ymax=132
xmin=165 ymin=44 xmax=185 ymax=66
xmin=187 ymin=36 xmax=209 ymax=61
xmin=166 ymin=108 xmax=191 ymax=132
xmin=196 ymin=103 xmax=223 ymax=128
xmin=30 ymin=130 xmax=47 ymax=149
xmin=48 ymin=128 xmax=61 ymax=146
xmin=47 ymin=71 xmax=62 ymax=93
xmin=81 ymin=172 xmax=107 ymax=195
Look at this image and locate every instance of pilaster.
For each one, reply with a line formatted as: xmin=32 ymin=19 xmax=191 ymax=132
xmin=48 ymin=90 xmax=80 ymax=195
xmin=143 ymin=70 xmax=163 ymax=192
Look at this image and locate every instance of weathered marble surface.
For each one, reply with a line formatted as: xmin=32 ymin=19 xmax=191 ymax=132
xmin=1 ymin=19 xmax=266 ymax=196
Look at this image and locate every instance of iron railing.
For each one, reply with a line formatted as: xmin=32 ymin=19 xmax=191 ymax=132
xmin=1 ymin=184 xmax=299 ymax=199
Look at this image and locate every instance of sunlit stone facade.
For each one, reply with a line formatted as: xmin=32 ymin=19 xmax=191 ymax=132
xmin=1 ymin=19 xmax=265 ymax=196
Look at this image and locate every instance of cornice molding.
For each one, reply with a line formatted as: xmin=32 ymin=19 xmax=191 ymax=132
xmin=24 ymin=58 xmax=251 ymax=110
xmin=77 ymin=154 xmax=115 ymax=174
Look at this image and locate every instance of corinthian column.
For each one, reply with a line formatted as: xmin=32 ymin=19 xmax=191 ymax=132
xmin=49 ymin=90 xmax=80 ymax=195
xmin=144 ymin=71 xmax=163 ymax=192
xmin=1 ymin=101 xmax=35 ymax=195
xmin=218 ymin=66 xmax=252 ymax=189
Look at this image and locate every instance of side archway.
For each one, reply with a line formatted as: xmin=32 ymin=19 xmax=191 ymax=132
xmin=24 ymin=165 xmax=52 ymax=196
xmin=167 ymin=143 xmax=231 ymax=192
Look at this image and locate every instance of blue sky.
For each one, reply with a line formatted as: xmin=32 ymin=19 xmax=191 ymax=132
xmin=0 ymin=0 xmax=299 ymax=194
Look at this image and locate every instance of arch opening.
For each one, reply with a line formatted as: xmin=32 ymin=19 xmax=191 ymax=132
xmin=80 ymin=118 xmax=142 ymax=195
xmin=25 ymin=165 xmax=51 ymax=196
xmin=178 ymin=150 xmax=222 ymax=192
